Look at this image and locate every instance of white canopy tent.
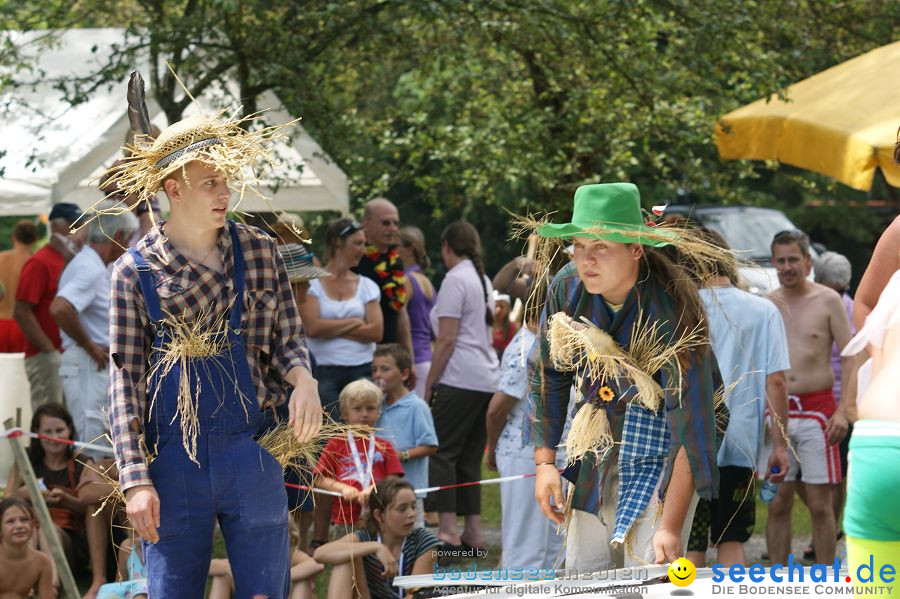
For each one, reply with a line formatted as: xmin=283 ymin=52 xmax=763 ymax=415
xmin=0 ymin=29 xmax=350 ymax=216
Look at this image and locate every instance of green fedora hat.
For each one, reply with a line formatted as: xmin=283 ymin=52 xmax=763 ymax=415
xmin=537 ymin=183 xmax=674 ymax=247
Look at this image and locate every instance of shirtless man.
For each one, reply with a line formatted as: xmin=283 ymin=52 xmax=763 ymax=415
xmin=766 ymin=229 xmax=853 ymax=564
xmin=0 ymin=498 xmax=53 ymax=599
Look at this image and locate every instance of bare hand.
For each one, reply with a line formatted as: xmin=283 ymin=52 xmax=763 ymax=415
xmin=44 ymin=488 xmax=63 ymax=506
xmin=423 ymin=384 xmax=434 ymax=406
xmin=87 ymin=343 xmax=110 ymax=371
xmin=49 ymin=487 xmax=80 ymax=510
xmin=486 ymin=447 xmax=498 ymax=472
xmin=374 ymin=543 xmax=399 ymax=578
xmin=534 ymin=465 xmax=564 ymax=525
xmin=652 ymin=527 xmax=682 ymax=564
xmin=358 ymin=484 xmax=375 ymax=505
xmin=289 ymin=373 xmax=323 ymax=442
xmin=125 ymin=485 xmax=160 ymax=544
xmin=340 ymin=485 xmax=359 ymax=503
xmin=766 ymin=445 xmax=789 ymax=483
xmin=826 ymin=411 xmax=849 ymax=445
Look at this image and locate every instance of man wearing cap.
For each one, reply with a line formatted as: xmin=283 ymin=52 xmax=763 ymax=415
xmin=530 ymin=183 xmax=723 ymax=569
xmin=106 ymin=99 xmax=322 ymax=596
xmin=13 ymin=202 xmax=86 ymax=408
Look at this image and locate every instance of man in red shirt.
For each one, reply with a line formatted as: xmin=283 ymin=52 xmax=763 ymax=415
xmin=0 ymin=220 xmax=39 ymax=353
xmin=13 ymin=203 xmax=84 ymax=408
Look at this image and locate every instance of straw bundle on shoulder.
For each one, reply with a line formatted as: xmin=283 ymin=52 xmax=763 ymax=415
xmin=628 ymin=312 xmax=707 ymax=404
xmin=548 ymin=312 xmax=664 ymax=412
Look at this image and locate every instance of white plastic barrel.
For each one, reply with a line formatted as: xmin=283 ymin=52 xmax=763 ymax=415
xmin=0 ymin=353 xmax=32 ymax=487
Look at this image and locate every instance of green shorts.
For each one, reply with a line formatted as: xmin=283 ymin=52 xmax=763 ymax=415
xmin=844 ymin=420 xmax=900 ymax=541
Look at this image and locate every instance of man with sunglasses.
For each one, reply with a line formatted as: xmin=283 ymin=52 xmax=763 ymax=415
xmin=356 ymin=198 xmax=414 ymax=355
xmin=765 ymin=229 xmax=853 ymax=566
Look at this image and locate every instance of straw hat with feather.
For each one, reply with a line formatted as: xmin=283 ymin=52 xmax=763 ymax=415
xmin=100 ymin=72 xmax=293 ymax=211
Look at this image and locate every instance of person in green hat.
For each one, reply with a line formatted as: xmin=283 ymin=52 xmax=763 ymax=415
xmin=529 ymin=182 xmax=724 ymax=571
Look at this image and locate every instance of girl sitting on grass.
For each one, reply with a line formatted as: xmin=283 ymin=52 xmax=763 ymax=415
xmin=314 ymin=478 xmax=441 ymax=599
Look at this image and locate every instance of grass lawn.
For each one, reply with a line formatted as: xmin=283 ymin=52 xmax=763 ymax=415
xmin=79 ymin=459 xmax=816 ymax=595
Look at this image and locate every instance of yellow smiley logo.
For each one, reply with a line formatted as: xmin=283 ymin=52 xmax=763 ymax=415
xmin=668 ymin=557 xmax=696 ymax=587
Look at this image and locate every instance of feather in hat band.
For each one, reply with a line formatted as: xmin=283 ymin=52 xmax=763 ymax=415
xmin=98 ymin=112 xmax=297 ymax=216
xmin=154 ymin=137 xmax=223 ymax=168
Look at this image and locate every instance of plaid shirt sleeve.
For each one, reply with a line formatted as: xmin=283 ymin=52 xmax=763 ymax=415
xmin=531 ymin=267 xmax=576 ymax=450
xmin=108 ymin=254 xmax=153 ymax=492
xmin=662 ymin=346 xmax=722 ymax=501
xmin=269 ymin=237 xmax=311 ymax=378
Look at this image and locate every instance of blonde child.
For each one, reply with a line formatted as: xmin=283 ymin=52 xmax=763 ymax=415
xmin=314 ymin=379 xmax=404 ymax=528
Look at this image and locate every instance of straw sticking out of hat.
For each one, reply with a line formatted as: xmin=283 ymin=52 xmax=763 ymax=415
xmin=514 ymin=183 xmax=740 ymax=327
xmin=103 ymin=112 xmax=294 ymax=206
xmin=87 ymin=70 xmax=298 ymax=230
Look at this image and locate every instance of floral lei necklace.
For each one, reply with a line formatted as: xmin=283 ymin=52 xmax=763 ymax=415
xmin=365 ymin=245 xmax=408 ymax=311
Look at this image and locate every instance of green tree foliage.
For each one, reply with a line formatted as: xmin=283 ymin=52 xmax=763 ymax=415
xmin=2 ymin=0 xmax=897 ymax=273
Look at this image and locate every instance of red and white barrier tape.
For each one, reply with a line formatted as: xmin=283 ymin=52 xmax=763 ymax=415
xmin=0 ymin=427 xmax=115 ymax=456
xmin=286 ymin=469 xmax=555 ymax=498
xmin=2 ymin=425 xmax=553 ymax=495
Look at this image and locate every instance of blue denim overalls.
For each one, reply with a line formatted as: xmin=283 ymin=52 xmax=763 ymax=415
xmin=130 ymin=222 xmax=290 ymax=597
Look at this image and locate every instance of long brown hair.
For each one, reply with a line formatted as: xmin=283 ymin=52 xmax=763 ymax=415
xmin=361 ymin=478 xmax=416 ymax=536
xmin=642 ymin=246 xmax=709 ymax=370
xmin=28 ymin=403 xmax=77 ymax=467
xmin=441 ymin=220 xmax=492 ymax=325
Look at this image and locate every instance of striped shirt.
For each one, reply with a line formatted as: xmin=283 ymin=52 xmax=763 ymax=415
xmin=355 ymin=527 xmax=441 ymax=598
xmin=530 ymin=262 xmax=721 ymax=529
xmin=108 ymin=221 xmax=311 ymax=491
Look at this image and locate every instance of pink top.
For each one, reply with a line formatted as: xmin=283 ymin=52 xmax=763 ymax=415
xmin=429 ymin=259 xmax=499 ymax=393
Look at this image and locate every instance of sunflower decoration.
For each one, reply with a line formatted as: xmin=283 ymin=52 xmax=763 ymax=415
xmin=598 ymin=385 xmax=615 ymax=402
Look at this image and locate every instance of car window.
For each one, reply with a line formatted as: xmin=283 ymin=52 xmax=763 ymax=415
xmin=699 ymin=211 xmax=797 ymax=261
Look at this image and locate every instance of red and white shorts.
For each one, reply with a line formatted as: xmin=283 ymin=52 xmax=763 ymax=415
xmin=784 ymin=390 xmax=842 ymax=485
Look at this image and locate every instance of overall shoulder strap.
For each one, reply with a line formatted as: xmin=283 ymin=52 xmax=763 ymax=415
xmin=128 ymin=248 xmax=164 ymax=323
xmin=227 ymin=221 xmax=246 ymax=331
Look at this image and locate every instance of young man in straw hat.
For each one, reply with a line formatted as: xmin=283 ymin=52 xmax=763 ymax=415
xmin=530 ymin=183 xmax=723 ymax=571
xmin=107 ymin=102 xmax=323 ymax=595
